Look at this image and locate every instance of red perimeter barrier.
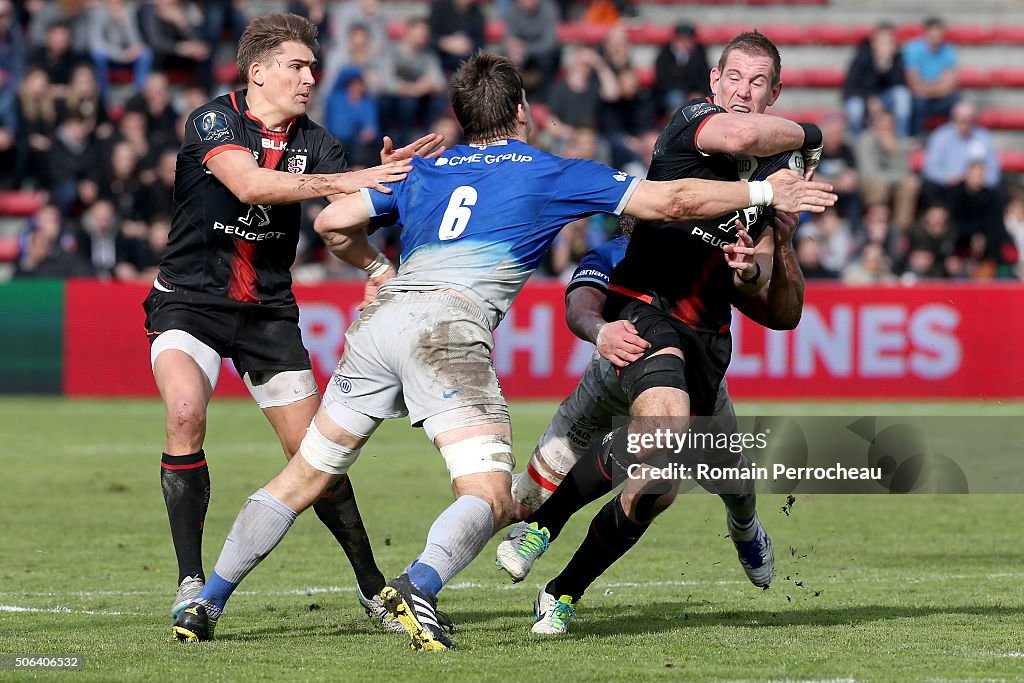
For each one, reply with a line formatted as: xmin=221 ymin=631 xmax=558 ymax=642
xmin=64 ymin=280 xmax=1024 ymax=400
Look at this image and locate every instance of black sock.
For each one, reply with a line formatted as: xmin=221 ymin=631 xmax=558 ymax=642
xmin=161 ymin=451 xmax=210 ymax=584
xmin=546 ymin=494 xmax=651 ymax=602
xmin=527 ymin=427 xmax=629 ymax=542
xmin=313 ymin=475 xmax=387 ymax=598
xmin=719 ymin=493 xmax=757 ymax=526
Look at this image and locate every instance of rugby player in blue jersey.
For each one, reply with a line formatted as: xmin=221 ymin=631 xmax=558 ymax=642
xmin=172 ymin=51 xmax=835 ymax=650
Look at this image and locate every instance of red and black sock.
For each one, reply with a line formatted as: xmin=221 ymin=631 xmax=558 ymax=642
xmin=313 ymin=475 xmax=387 ymax=598
xmin=161 ymin=451 xmax=210 ymax=584
xmin=545 ymin=494 xmax=651 ymax=603
xmin=526 ymin=427 xmax=630 ymax=542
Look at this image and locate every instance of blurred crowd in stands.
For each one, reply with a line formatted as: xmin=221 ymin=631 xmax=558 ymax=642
xmin=1 ymin=0 xmax=1022 ymax=284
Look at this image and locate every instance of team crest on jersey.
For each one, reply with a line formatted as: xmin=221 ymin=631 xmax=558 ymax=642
xmin=681 ymin=101 xmax=719 ymax=123
xmin=287 ymin=154 xmax=307 ymax=174
xmin=194 ymin=110 xmax=232 ymax=142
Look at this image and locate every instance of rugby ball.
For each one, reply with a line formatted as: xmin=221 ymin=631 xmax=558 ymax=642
xmin=751 ymin=149 xmax=804 ymax=181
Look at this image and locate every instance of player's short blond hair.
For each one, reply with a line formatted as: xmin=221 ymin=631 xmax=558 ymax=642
xmin=718 ymin=31 xmax=782 ymax=86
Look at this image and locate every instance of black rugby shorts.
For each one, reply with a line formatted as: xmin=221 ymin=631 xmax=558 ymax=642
xmin=143 ymin=286 xmax=311 ymax=375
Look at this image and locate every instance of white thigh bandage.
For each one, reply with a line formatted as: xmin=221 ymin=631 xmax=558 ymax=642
xmin=439 ymin=435 xmax=515 ymax=481
xmin=151 ymin=330 xmax=221 ymax=389
xmin=299 ymin=421 xmax=361 ymax=476
xmin=243 ymin=370 xmax=318 ymax=409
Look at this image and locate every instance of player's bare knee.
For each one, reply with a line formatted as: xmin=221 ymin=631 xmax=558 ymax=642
xmin=471 ymin=488 xmax=514 ymax=528
xmin=488 ymin=486 xmax=515 ymax=528
xmin=266 ymin=454 xmax=340 ymax=513
xmin=166 ymin=399 xmax=206 ymax=442
xmin=454 ymin=475 xmax=514 ymax=527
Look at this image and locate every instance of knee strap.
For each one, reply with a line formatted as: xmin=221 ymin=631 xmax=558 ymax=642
xmin=299 ymin=421 xmax=361 ymax=476
xmin=439 ymin=435 xmax=515 ymax=481
xmin=618 ymin=353 xmax=687 ymax=404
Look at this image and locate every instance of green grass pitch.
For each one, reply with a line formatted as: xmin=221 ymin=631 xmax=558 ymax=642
xmin=1 ymin=397 xmax=1022 ymax=682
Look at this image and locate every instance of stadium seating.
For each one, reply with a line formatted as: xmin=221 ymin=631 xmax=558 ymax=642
xmin=0 ymin=191 xmax=45 ymax=218
xmin=0 ymin=236 xmax=18 ymax=263
xmin=384 ymin=19 xmax=1024 ymax=47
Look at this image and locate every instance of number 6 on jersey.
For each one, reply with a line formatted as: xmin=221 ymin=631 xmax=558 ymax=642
xmin=439 ymin=185 xmax=478 ymax=240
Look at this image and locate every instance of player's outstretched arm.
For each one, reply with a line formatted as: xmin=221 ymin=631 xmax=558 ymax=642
xmin=206 ymin=149 xmax=411 ymax=205
xmin=698 ymin=114 xmax=822 ymax=161
xmin=565 ymin=287 xmax=650 ymax=367
xmin=764 ymin=170 xmax=836 ymax=214
xmin=313 ymin=191 xmax=378 ymax=266
xmin=623 ymin=174 xmax=835 ymax=222
xmin=313 ymin=192 xmax=397 ymax=309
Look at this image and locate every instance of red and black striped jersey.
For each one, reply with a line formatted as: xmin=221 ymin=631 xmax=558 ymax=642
xmin=609 ymin=97 xmax=780 ymax=335
xmin=158 ymin=90 xmax=347 ymax=306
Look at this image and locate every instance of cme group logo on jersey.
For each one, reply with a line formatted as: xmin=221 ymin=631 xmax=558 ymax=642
xmin=435 ymin=152 xmax=533 ymax=167
xmin=194 ymin=110 xmax=233 ymax=142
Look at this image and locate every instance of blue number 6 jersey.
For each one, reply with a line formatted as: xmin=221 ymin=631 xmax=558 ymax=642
xmin=361 ymin=139 xmax=639 ymax=329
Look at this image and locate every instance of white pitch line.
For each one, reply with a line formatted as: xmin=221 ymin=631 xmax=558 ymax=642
xmin=0 ymin=605 xmax=130 ymax=616
xmin=0 ymin=573 xmax=1019 ymax=610
xmin=0 ymin=579 xmax=745 ymax=600
xmin=1 ymin=570 xmax=1022 ymax=603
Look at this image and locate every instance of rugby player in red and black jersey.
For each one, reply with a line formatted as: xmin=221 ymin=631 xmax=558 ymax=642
xmin=144 ymin=12 xmax=440 ymax=630
xmin=518 ymin=31 xmax=831 ymax=632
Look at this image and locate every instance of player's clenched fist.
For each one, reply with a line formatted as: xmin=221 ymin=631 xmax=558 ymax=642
xmin=765 ymin=169 xmax=836 ymax=214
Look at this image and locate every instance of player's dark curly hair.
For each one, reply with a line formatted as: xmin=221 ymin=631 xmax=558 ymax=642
xmin=237 ymin=13 xmax=319 ymax=85
xmin=449 ymin=51 xmax=524 ymax=143
xmin=718 ymin=31 xmax=781 ymax=86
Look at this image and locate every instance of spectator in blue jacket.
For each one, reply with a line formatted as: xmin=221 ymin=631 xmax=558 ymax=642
xmin=903 ymin=16 xmax=958 ymax=135
xmin=325 ymin=66 xmax=379 ymax=167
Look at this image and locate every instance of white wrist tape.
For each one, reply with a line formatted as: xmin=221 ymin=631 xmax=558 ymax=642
xmin=363 ymin=252 xmax=392 ymax=278
xmin=747 ymin=180 xmax=774 ymax=207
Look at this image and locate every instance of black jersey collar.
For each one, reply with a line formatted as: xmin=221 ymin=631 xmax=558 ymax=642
xmin=230 ymin=90 xmax=298 ymax=138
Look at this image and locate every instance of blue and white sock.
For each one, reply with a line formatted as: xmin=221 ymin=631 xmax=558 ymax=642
xmin=193 ymin=488 xmax=297 ymax=619
xmin=407 ymin=495 xmax=494 ymax=597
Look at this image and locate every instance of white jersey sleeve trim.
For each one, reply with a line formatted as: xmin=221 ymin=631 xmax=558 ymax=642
xmin=568 ymin=274 xmax=610 ymax=290
xmin=359 ymin=188 xmax=379 ymax=218
xmin=613 ymin=177 xmax=641 ymax=216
